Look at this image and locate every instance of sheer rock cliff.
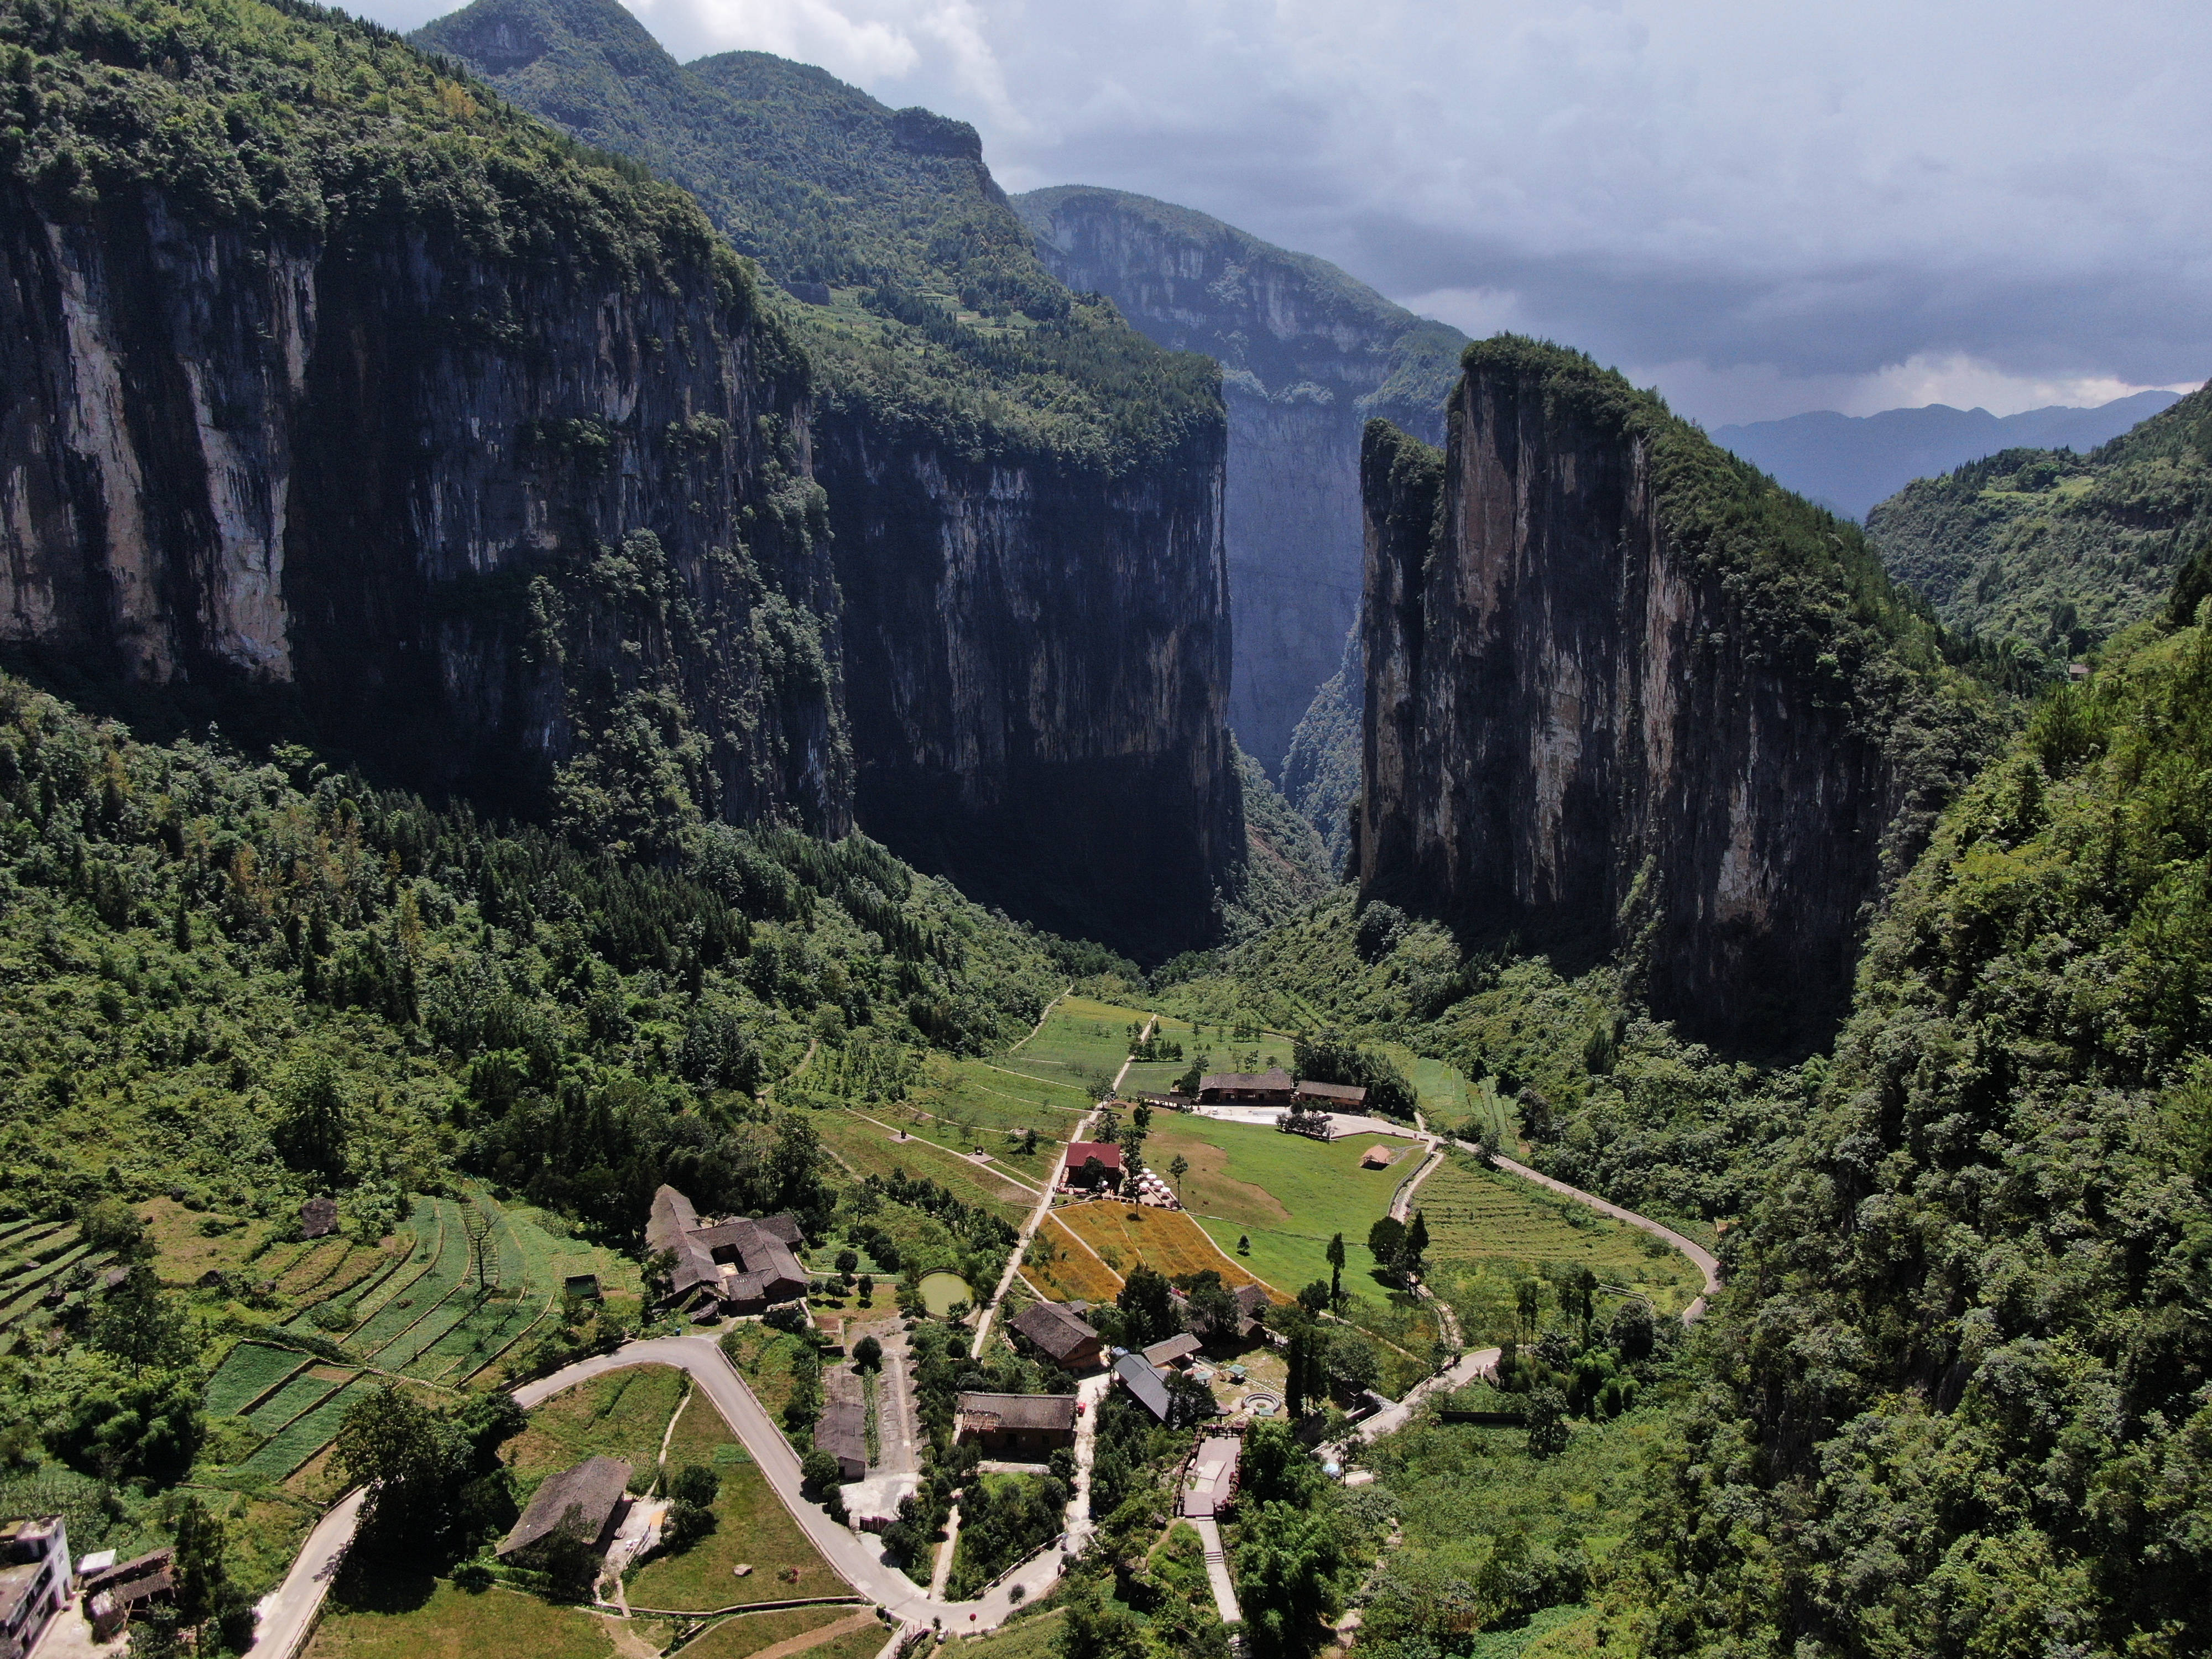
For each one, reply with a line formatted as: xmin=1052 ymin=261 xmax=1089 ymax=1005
xmin=1360 ymin=339 xmax=1997 ymax=1053
xmin=0 ymin=179 xmax=847 ymax=837
xmin=1014 ymin=185 xmax=1465 ymax=780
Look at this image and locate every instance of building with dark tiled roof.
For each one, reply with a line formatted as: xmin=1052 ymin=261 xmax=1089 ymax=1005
xmin=497 ymin=1456 xmax=632 ymax=1562
xmin=1011 ymin=1301 xmax=1104 ymax=1371
xmin=1142 ymin=1332 xmax=1204 ymax=1368
xmin=1297 ymin=1079 xmax=1368 ymax=1107
xmin=1196 ymin=1068 xmax=1295 ymax=1103
xmin=955 ymin=1392 xmax=1079 ymax=1455
xmin=647 ymin=1186 xmax=810 ymax=1317
xmin=815 ymin=1400 xmax=867 ymax=1481
xmin=1114 ymin=1354 xmax=1172 ymax=1422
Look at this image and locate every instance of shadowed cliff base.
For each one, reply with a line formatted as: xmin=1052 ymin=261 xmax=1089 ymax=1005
xmin=855 ymin=754 xmax=1237 ymax=963
xmin=1359 ymin=338 xmax=2004 ymax=1058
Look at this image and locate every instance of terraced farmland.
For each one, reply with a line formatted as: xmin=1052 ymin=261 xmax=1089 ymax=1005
xmin=1417 ymin=1152 xmax=1704 ymax=1342
xmin=0 ymin=1222 xmax=107 ymax=1335
xmin=239 ymin=1376 xmax=380 ymax=1480
xmin=205 ymin=1342 xmax=310 ymax=1417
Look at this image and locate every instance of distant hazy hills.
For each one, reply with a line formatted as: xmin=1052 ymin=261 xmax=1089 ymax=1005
xmin=1713 ymin=390 xmax=2183 ymax=520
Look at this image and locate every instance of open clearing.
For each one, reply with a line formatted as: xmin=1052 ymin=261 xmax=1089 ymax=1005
xmin=303 ymin=1580 xmax=620 ymax=1659
xmin=1052 ymin=1203 xmax=1273 ymax=1296
xmin=989 ymin=994 xmax=1151 ymax=1090
xmin=680 ymin=1606 xmax=867 ymax=1659
xmin=625 ymin=1387 xmax=842 ymax=1610
xmin=814 ymin=1110 xmax=1035 ymax=1225
xmin=1141 ymin=1112 xmax=1422 ymax=1244
xmin=1417 ymin=1152 xmax=1705 ymax=1343
xmin=1117 ymin=1011 xmax=1297 ymax=1096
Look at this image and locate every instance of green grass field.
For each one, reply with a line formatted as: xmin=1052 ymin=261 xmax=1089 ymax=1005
xmin=1142 ymin=1112 xmax=1421 ymax=1247
xmin=507 ymin=1365 xmax=688 ymax=1499
xmin=947 ymin=1609 xmax=1065 ymax=1659
xmin=990 ymin=994 xmax=1151 ymax=1091
xmin=304 ymin=1580 xmax=620 ymax=1659
xmin=625 ymin=1390 xmax=844 ymax=1610
xmin=1416 ymin=1154 xmax=1704 ymax=1343
xmin=815 ymin=1110 xmax=1035 ymax=1225
xmin=680 ymin=1606 xmax=868 ymax=1659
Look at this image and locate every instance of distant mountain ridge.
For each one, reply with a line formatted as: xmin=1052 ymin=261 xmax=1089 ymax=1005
xmin=1714 ymin=389 xmax=2184 ymax=520
xmin=1013 ymin=185 xmax=1465 ymax=781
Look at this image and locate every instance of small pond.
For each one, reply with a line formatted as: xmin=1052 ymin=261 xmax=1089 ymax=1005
xmin=917 ymin=1271 xmax=973 ymax=1316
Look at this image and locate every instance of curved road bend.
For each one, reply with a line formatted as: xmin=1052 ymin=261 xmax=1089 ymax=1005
xmin=1333 ymin=1141 xmax=1726 ymax=1454
xmin=251 ymin=1488 xmax=364 ymax=1659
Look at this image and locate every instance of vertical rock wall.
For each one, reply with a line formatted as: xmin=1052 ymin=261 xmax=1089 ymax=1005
xmin=820 ymin=413 xmax=1240 ymax=956
xmin=0 ymin=180 xmax=849 ymax=833
xmin=1361 ymin=342 xmax=1988 ymax=1053
xmin=1014 ymin=185 xmax=1465 ymax=779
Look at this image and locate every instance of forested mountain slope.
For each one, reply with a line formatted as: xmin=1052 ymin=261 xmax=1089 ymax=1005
xmin=416 ymin=0 xmax=1243 ymax=958
xmin=1713 ymin=388 xmax=2180 ymax=520
xmin=1361 ymin=337 xmax=2001 ymax=1055
xmin=0 ymin=0 xmax=844 ymax=838
xmin=1642 ymin=597 xmax=2212 ymax=1656
xmin=1014 ymin=185 xmax=1465 ymax=782
xmin=1867 ymin=379 xmax=2212 ymax=657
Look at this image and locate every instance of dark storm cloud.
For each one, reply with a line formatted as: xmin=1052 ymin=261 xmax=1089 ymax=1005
xmin=362 ymin=0 xmax=2212 ymax=421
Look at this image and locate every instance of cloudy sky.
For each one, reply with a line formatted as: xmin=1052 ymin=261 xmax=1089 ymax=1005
xmin=367 ymin=0 xmax=2210 ymax=425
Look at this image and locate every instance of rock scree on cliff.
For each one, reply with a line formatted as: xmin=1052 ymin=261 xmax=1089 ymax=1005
xmin=1359 ymin=336 xmax=2001 ymax=1055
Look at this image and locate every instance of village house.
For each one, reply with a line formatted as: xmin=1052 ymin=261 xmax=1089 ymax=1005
xmin=80 ymin=1545 xmax=170 ymax=1645
xmin=646 ymin=1186 xmax=810 ymax=1317
xmin=0 ymin=1516 xmax=67 ymax=1657
xmin=1178 ymin=1433 xmax=1240 ymax=1519
xmin=1061 ymin=1141 xmax=1123 ymax=1193
xmin=1359 ymin=1144 xmax=1397 ymax=1169
xmin=1142 ymin=1331 xmax=1204 ymax=1369
xmin=1113 ymin=1353 xmax=1172 ymax=1423
xmin=955 ymin=1392 xmax=1079 ymax=1456
xmin=497 ymin=1456 xmax=633 ymax=1565
xmin=1011 ymin=1301 xmax=1105 ymax=1372
xmin=1196 ymin=1068 xmax=1296 ymax=1104
xmin=1231 ymin=1282 xmax=1274 ymax=1342
xmin=816 ymin=1369 xmax=867 ymax=1480
xmin=1297 ymin=1079 xmax=1369 ymax=1109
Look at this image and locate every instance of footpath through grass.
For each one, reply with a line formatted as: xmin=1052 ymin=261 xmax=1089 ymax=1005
xmin=505 ymin=1365 xmax=687 ymax=1498
xmin=990 ymin=994 xmax=1152 ymax=1092
xmin=626 ymin=1389 xmax=844 ymax=1610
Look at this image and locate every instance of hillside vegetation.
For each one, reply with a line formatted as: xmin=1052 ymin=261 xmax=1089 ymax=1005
xmin=1641 ymin=607 xmax=2212 ymax=1656
xmin=1869 ymin=379 xmax=2212 ymax=658
xmin=413 ymin=0 xmax=1219 ymax=474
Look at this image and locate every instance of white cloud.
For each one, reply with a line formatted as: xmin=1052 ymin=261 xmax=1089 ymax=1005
xmin=364 ymin=0 xmax=2212 ymax=422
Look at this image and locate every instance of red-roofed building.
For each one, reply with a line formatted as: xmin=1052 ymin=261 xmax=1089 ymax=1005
xmin=1063 ymin=1141 xmax=1123 ymax=1192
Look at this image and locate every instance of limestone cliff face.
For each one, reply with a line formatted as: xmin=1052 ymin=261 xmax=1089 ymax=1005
xmin=1361 ymin=341 xmax=1993 ymax=1053
xmin=0 ymin=180 xmax=847 ymax=836
xmin=821 ymin=414 xmax=1238 ymax=951
xmin=1014 ymin=185 xmax=1464 ymax=779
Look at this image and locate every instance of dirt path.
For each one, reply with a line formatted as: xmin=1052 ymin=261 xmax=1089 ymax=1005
xmin=743 ymin=1609 xmax=884 ymax=1659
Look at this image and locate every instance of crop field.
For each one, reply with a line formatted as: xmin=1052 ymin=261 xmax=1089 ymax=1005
xmin=1416 ymin=1154 xmax=1704 ymax=1342
xmin=625 ymin=1391 xmax=842 ymax=1610
xmin=1025 ymin=1215 xmax=1123 ymax=1302
xmin=346 ymin=1199 xmax=469 ymax=1354
xmin=274 ymin=1238 xmax=355 ymax=1295
xmin=815 ymin=1110 xmax=1034 ymax=1224
xmin=205 ymin=1342 xmax=309 ymax=1417
xmin=240 ymin=1376 xmax=379 ymax=1480
xmin=0 ymin=1224 xmax=106 ymax=1333
xmin=990 ymin=995 xmax=1151 ymax=1090
xmin=1142 ymin=1113 xmax=1421 ymax=1243
xmin=1053 ymin=1203 xmax=1273 ymax=1295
